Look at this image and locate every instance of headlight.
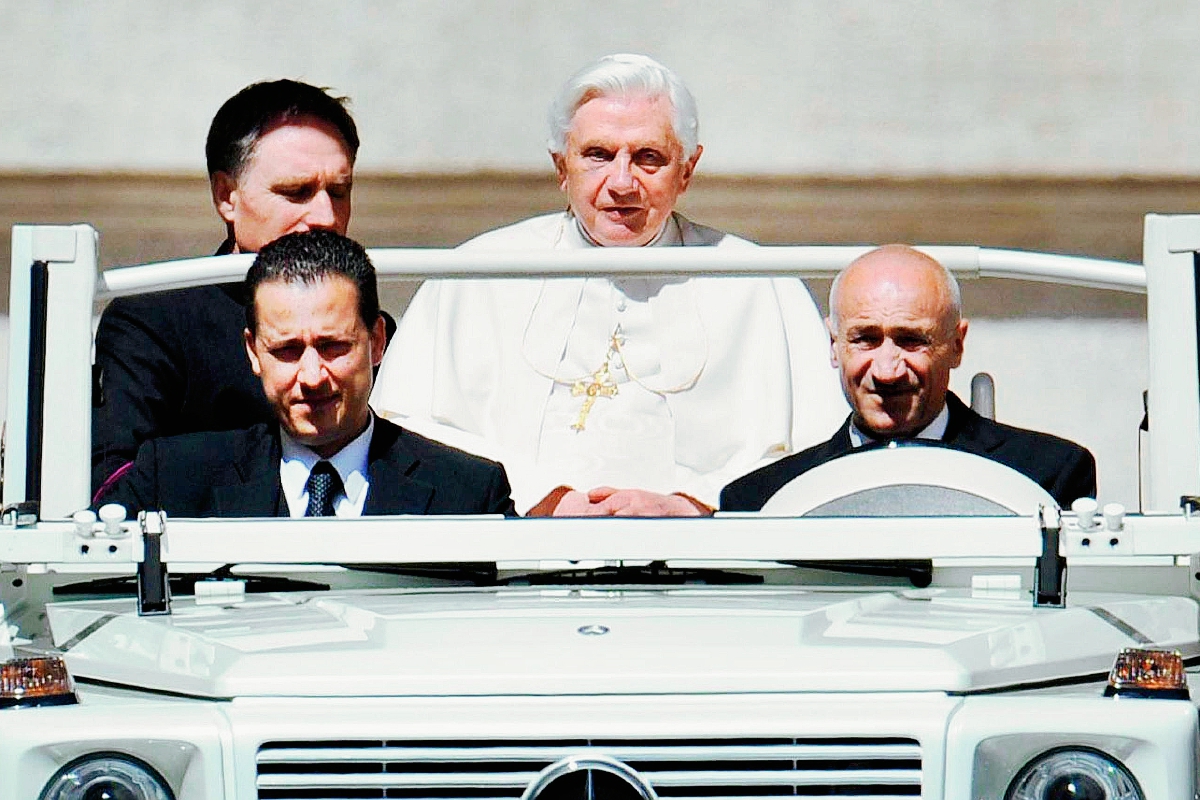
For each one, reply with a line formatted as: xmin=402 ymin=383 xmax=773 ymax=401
xmin=40 ymin=754 xmax=173 ymax=800
xmin=1007 ymin=748 xmax=1142 ymax=800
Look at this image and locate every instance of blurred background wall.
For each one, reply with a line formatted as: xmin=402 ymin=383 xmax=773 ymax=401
xmin=2 ymin=0 xmax=1196 ymax=507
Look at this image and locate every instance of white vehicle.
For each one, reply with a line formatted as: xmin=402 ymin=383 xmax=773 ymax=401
xmin=0 ymin=220 xmax=1198 ymax=800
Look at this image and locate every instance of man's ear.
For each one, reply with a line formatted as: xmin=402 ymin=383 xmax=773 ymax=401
xmin=213 ymin=172 xmax=239 ymax=225
xmin=949 ymin=318 xmax=969 ymax=368
xmin=678 ymin=144 xmax=703 ymax=194
xmin=369 ymin=315 xmax=387 ymax=367
xmin=826 ymin=316 xmax=840 ymax=369
xmin=244 ymin=328 xmax=262 ymax=377
xmin=551 ymin=152 xmax=568 ymax=192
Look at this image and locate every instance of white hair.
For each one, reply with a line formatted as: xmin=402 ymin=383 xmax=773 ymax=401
xmin=547 ymin=53 xmax=700 ymax=159
xmin=828 ymin=246 xmax=962 ymax=330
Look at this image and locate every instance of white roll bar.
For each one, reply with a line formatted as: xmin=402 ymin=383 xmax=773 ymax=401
xmin=5 ymin=225 xmax=97 ymax=519
xmin=1144 ymin=214 xmax=1200 ymax=511
xmin=97 ymin=245 xmax=1145 ymax=298
xmin=975 ymin=248 xmax=1145 ymax=292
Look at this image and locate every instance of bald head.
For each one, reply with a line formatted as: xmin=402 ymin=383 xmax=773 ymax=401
xmin=826 ymin=245 xmax=969 ymax=439
xmin=829 ymin=245 xmax=961 ymax=333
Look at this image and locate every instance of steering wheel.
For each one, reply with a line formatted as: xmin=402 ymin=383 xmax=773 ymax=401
xmin=758 ymin=441 xmax=1057 ymax=517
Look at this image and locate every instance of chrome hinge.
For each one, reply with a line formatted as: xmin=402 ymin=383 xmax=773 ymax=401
xmin=1034 ymin=504 xmax=1067 ymax=608
xmin=136 ymin=511 xmax=169 ymax=616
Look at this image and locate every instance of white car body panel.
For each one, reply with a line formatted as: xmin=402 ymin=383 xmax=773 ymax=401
xmin=46 ymin=589 xmax=1200 ymax=697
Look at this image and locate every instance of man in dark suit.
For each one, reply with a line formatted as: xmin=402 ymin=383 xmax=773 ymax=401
xmin=92 ymin=79 xmax=363 ymax=499
xmin=721 ymin=244 xmax=1096 ymax=511
xmin=96 ymin=230 xmax=515 ymax=518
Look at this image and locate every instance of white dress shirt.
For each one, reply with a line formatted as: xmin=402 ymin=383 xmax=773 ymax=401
xmin=279 ymin=416 xmax=374 ymax=517
xmin=848 ymin=402 xmax=950 ymax=449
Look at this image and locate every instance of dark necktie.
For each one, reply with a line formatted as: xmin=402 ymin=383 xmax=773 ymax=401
xmin=305 ymin=461 xmax=344 ymax=517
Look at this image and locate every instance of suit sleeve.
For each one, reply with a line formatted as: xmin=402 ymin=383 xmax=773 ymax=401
xmin=719 ymin=479 xmax=757 ymax=512
xmin=484 ymin=463 xmax=518 ymax=517
xmin=91 ymin=436 xmax=162 ymax=516
xmin=1050 ymin=445 xmax=1098 ymax=508
xmin=92 ymin=297 xmax=185 ymax=496
xmin=719 ymin=461 xmax=795 ymax=513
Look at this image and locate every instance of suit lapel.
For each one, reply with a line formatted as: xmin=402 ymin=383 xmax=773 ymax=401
xmin=212 ymin=425 xmax=286 ymax=517
xmin=821 ymin=417 xmax=855 ymax=461
xmin=209 ymin=419 xmax=439 ymax=517
xmin=362 ymin=418 xmax=435 ymax=515
xmin=942 ymin=392 xmax=1005 ymax=455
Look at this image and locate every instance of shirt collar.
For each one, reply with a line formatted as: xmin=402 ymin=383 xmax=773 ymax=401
xmin=848 ymin=401 xmax=950 ymax=448
xmin=279 ymin=415 xmax=374 ymax=514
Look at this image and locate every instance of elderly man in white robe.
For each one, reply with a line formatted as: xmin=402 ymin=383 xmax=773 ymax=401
xmin=371 ymin=53 xmax=846 ymax=516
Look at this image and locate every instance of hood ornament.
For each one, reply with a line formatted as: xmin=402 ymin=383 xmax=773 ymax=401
xmin=577 ymin=624 xmax=610 ymax=636
xmin=522 ymin=754 xmax=657 ymax=800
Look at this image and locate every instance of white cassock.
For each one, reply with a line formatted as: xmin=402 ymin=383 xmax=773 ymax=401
xmin=370 ymin=211 xmax=848 ymax=513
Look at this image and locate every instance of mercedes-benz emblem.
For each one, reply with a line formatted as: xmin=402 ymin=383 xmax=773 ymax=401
xmin=521 ymin=755 xmax=658 ymax=800
xmin=577 ymin=624 xmax=610 ymax=636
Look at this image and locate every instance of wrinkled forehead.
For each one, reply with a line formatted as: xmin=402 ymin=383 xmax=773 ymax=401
xmin=834 ymin=270 xmax=958 ymax=333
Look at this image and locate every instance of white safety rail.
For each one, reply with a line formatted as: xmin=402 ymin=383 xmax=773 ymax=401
xmin=96 ymin=245 xmax=1145 ymax=298
xmin=3 ymin=512 xmax=1200 ymax=569
xmin=0 ymin=515 xmax=1048 ymax=568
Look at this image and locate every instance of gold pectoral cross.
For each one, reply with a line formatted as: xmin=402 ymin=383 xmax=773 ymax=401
xmin=570 ymin=363 xmax=618 ymax=431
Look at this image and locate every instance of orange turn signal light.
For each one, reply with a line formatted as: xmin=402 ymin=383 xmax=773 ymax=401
xmin=0 ymin=656 xmax=77 ymax=708
xmin=1105 ymin=647 xmax=1189 ymax=699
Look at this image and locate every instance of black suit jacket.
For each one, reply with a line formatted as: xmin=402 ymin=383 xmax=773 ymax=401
xmin=91 ymin=242 xmax=395 ymax=496
xmin=95 ymin=416 xmax=516 ymax=518
xmin=721 ymin=392 xmax=1097 ymax=511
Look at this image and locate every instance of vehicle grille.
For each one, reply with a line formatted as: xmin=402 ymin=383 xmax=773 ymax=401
xmin=256 ymin=737 xmax=922 ymax=799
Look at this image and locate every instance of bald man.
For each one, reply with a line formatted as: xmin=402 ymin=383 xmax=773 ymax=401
xmin=720 ymin=245 xmax=1096 ymax=510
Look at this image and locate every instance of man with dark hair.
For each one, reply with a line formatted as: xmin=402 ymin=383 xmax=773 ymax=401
xmin=244 ymin=226 xmax=380 ymax=334
xmin=96 ymin=231 xmax=515 ymax=518
xmin=205 ymin=79 xmax=359 ymax=254
xmin=92 ymin=80 xmax=367 ymax=499
xmin=206 ymin=79 xmax=359 ymax=179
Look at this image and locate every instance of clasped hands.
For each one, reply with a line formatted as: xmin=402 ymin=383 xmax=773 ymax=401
xmin=551 ymin=486 xmax=711 ymax=517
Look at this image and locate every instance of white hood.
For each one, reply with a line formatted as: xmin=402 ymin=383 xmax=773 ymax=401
xmin=47 ymin=586 xmax=1200 ymax=698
